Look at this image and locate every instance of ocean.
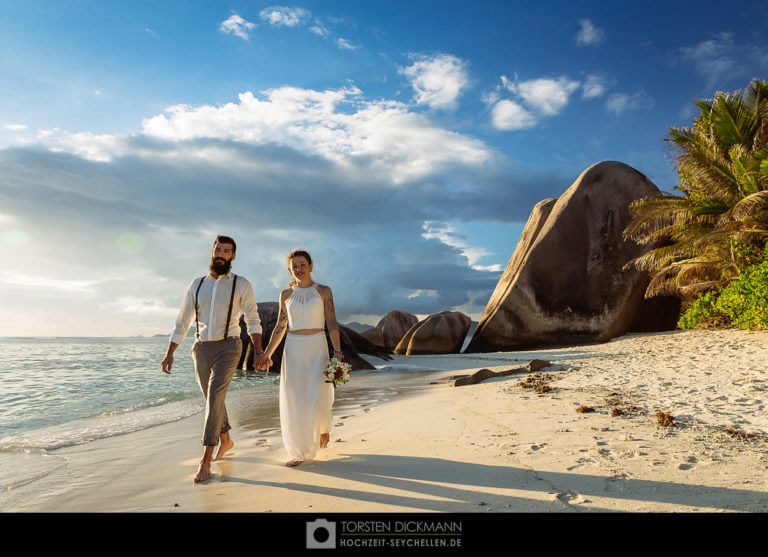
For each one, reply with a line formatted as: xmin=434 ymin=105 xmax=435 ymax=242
xmin=0 ymin=336 xmax=280 ymax=491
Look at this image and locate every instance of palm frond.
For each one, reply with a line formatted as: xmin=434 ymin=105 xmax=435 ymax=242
xmin=626 ymin=79 xmax=768 ymax=301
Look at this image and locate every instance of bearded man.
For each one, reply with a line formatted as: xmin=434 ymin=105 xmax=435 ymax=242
xmin=161 ymin=235 xmax=267 ymax=483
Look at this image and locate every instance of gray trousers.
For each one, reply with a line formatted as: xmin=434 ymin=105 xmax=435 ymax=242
xmin=191 ymin=337 xmax=241 ymax=446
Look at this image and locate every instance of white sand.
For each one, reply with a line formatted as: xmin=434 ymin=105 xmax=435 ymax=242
xmin=3 ymin=329 xmax=768 ymax=515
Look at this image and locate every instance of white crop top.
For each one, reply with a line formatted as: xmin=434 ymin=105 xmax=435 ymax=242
xmin=286 ymin=284 xmax=325 ymax=330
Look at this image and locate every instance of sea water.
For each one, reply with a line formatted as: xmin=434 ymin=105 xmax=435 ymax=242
xmin=0 ymin=336 xmax=278 ymax=490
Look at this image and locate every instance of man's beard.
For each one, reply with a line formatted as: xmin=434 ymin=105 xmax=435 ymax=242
xmin=210 ymin=258 xmax=232 ymax=275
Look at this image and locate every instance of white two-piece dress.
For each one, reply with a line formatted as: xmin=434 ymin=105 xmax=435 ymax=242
xmin=280 ymin=284 xmax=335 ymax=463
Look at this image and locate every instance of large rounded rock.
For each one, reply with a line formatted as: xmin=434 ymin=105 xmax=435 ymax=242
xmin=361 ymin=309 xmax=419 ymax=349
xmin=394 ymin=311 xmax=471 ymax=355
xmin=465 ymin=161 xmax=677 ymax=352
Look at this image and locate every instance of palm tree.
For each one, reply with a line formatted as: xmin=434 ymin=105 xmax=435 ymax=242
xmin=623 ymin=78 xmax=768 ymax=303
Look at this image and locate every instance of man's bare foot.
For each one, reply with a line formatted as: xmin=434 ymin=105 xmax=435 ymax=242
xmin=194 ymin=461 xmax=214 ymax=483
xmin=319 ymin=433 xmax=330 ymax=449
xmin=286 ymin=459 xmax=303 ymax=467
xmin=214 ymin=438 xmax=234 ymax=460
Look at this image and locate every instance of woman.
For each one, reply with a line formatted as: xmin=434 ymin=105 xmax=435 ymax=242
xmin=262 ymin=249 xmax=343 ymax=467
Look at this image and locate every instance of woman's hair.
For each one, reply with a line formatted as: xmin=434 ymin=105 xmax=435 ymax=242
xmin=287 ymin=249 xmax=312 ymax=265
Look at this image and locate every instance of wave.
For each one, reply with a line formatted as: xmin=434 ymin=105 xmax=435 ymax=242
xmin=0 ymin=398 xmax=203 ymax=491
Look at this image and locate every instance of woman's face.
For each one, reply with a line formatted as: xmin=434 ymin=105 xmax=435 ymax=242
xmin=289 ymin=256 xmax=312 ymax=281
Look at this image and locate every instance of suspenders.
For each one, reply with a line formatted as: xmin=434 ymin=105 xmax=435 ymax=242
xmin=194 ymin=274 xmax=238 ymax=341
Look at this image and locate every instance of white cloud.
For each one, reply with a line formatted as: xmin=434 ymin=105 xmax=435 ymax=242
xmin=220 ymin=14 xmax=257 ymax=40
xmin=575 ymin=18 xmax=605 ymax=47
xmin=309 ymin=24 xmax=329 ymax=38
xmin=35 ymin=129 xmax=126 ymax=162
xmin=492 ymin=76 xmax=580 ymax=130
xmin=513 ymin=77 xmax=580 ymax=116
xmin=336 ymin=38 xmax=357 ymax=51
xmin=677 ymin=32 xmax=768 ymax=91
xmin=581 ymin=74 xmax=608 ymax=99
xmin=606 ymin=91 xmax=654 ymax=115
xmin=306 ymin=16 xmax=355 ymax=50
xmin=2 ymin=272 xmax=98 ymax=292
xmin=491 ymin=99 xmax=536 ymax=130
xmin=422 ymin=221 xmax=494 ymax=269
xmin=400 ymin=54 xmax=469 ymax=110
xmin=33 ymin=86 xmax=491 ymax=184
xmin=259 ymin=6 xmax=310 ymax=27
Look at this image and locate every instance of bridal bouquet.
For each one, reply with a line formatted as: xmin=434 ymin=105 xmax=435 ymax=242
xmin=324 ymin=357 xmax=351 ymax=388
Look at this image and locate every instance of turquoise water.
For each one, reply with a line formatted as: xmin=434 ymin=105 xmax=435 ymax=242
xmin=0 ymin=337 xmax=276 ymax=449
xmin=0 ymin=336 xmax=282 ymax=490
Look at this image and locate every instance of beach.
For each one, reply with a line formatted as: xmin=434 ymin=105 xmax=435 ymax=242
xmin=3 ymin=329 xmax=768 ymax=520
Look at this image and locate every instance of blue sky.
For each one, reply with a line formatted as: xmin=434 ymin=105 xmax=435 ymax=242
xmin=1 ymin=1 xmax=767 ymax=337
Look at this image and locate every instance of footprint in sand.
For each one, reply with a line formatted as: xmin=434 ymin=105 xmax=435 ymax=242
xmin=555 ymin=491 xmax=589 ymax=505
xmin=678 ymin=455 xmax=698 ymax=470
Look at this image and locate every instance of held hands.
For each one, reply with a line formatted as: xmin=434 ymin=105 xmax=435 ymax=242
xmin=254 ymin=352 xmax=272 ymax=371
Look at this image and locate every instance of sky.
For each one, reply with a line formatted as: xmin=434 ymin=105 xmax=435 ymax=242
xmin=1 ymin=1 xmax=767 ymax=337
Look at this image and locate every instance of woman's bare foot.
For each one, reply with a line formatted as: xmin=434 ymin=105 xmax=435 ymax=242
xmin=194 ymin=461 xmax=214 ymax=483
xmin=319 ymin=433 xmax=330 ymax=449
xmin=286 ymin=459 xmax=303 ymax=467
xmin=214 ymin=438 xmax=234 ymax=460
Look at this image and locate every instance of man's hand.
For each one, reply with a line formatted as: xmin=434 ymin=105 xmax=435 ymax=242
xmin=254 ymin=353 xmax=272 ymax=371
xmin=161 ymin=355 xmax=174 ymax=375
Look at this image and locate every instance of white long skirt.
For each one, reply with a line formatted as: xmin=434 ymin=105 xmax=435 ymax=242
xmin=279 ymin=332 xmax=335 ymax=462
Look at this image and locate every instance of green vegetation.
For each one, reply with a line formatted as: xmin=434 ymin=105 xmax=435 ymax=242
xmin=624 ymin=78 xmax=768 ymax=330
xmin=678 ymin=244 xmax=768 ymax=329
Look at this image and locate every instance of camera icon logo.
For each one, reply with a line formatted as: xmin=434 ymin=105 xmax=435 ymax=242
xmin=306 ymin=519 xmax=336 ymax=549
